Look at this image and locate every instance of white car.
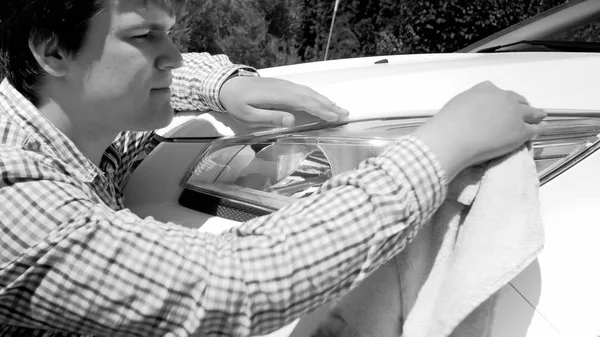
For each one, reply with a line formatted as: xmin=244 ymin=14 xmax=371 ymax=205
xmin=125 ymin=0 xmax=600 ymax=336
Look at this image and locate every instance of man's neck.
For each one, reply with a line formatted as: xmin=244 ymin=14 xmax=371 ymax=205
xmin=37 ymin=98 xmax=118 ymax=167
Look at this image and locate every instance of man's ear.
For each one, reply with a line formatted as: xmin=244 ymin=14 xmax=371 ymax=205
xmin=28 ymin=35 xmax=70 ymax=77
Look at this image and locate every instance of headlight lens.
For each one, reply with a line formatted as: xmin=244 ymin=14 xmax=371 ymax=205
xmin=182 ymin=115 xmax=600 ymax=211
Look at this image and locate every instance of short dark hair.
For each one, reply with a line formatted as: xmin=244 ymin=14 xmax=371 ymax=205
xmin=0 ymin=0 xmax=186 ymax=105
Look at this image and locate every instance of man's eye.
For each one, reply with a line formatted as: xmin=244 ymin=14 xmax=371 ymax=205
xmin=132 ymin=32 xmax=151 ymax=40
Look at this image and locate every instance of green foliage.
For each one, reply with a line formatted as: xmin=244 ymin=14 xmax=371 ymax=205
xmin=393 ymin=0 xmax=572 ymax=54
xmin=297 ymin=0 xmax=383 ymax=60
xmin=173 ymin=0 xmax=301 ymax=68
xmin=297 ymin=0 xmax=572 ymax=61
xmin=173 ymin=0 xmax=576 ymax=67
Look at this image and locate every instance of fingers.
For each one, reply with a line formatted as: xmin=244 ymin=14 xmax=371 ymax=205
xmin=308 ymin=100 xmax=350 ymax=122
xmin=525 ymin=120 xmax=548 ymax=140
xmin=504 ymin=87 xmax=545 ymax=124
xmin=516 ymin=96 xmax=546 ymax=139
xmin=224 ymin=77 xmax=350 ymax=124
xmin=503 ymin=86 xmax=545 ymax=124
xmin=472 ymin=81 xmax=530 ymax=105
xmin=302 ymin=87 xmax=350 ymax=121
xmin=265 ymin=80 xmax=349 ymax=121
xmin=242 ymin=107 xmax=296 ymax=127
xmin=522 ymin=105 xmax=547 ymax=124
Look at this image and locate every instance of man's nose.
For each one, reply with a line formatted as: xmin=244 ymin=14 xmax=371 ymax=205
xmin=156 ymin=37 xmax=184 ymax=71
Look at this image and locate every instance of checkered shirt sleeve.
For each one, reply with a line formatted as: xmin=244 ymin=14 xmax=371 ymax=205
xmin=0 ymin=134 xmax=447 ymax=337
xmin=170 ymin=52 xmax=258 ymax=113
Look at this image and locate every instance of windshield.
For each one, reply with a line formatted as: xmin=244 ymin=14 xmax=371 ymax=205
xmin=548 ymin=18 xmax=600 ymax=42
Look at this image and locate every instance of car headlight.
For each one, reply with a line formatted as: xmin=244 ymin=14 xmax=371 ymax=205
xmin=181 ymin=114 xmax=600 ymax=216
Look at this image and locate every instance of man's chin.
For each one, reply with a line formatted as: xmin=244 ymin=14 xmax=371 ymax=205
xmin=156 ymin=107 xmax=175 ymax=128
xmin=134 ymin=106 xmax=175 ymax=132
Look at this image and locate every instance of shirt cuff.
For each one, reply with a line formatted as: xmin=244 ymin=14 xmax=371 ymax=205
xmin=209 ymin=64 xmax=258 ymax=112
xmin=382 ymin=135 xmax=449 ymax=225
xmin=180 ymin=53 xmax=258 ymax=113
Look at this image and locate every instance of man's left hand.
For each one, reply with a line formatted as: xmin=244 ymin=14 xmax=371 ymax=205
xmin=219 ymin=76 xmax=349 ymax=127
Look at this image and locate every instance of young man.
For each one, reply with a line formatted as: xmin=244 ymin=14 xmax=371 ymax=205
xmin=0 ymin=0 xmax=546 ymax=336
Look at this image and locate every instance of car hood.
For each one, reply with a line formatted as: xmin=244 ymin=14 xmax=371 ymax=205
xmin=259 ymin=52 xmax=600 ymax=120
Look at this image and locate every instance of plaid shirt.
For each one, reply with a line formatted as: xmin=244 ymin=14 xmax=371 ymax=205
xmin=0 ymin=52 xmax=448 ymax=337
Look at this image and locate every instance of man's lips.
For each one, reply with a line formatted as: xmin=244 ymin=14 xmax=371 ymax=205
xmin=151 ymin=87 xmax=171 ymax=94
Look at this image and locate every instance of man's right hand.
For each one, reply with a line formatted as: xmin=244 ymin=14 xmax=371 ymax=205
xmin=413 ymin=81 xmax=547 ymax=181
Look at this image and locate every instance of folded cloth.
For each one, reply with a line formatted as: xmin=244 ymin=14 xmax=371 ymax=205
xmin=308 ymin=145 xmax=544 ymax=337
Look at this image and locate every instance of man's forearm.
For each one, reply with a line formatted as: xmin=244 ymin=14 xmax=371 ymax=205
xmin=219 ymin=135 xmax=447 ymax=336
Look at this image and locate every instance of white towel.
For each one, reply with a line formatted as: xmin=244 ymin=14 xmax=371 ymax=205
xmin=307 ymin=145 xmax=544 ymax=337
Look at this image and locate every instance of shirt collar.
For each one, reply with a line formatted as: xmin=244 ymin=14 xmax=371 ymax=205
xmin=0 ymin=79 xmax=101 ymax=183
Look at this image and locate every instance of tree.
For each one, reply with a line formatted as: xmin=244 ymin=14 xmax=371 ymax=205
xmin=296 ymin=0 xmax=572 ymax=62
xmin=172 ymin=0 xmax=300 ymax=68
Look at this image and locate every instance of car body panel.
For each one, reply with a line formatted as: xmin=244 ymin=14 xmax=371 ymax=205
xmin=262 ymin=52 xmax=600 ymax=115
xmin=515 ymin=145 xmax=600 ymax=337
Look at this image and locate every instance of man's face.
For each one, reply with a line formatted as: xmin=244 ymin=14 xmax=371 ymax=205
xmin=62 ymin=0 xmax=183 ymax=133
